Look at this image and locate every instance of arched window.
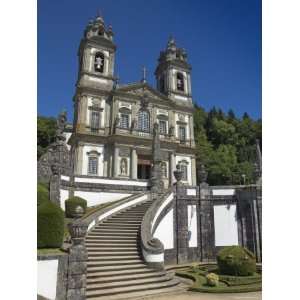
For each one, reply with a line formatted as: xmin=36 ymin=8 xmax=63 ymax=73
xmin=161 ymin=162 xmax=167 ymax=178
xmin=137 ymin=110 xmax=150 ymax=132
xmin=94 ymin=52 xmax=104 ymax=73
xmin=120 ymin=158 xmax=128 ymax=176
xmin=176 ymin=72 xmax=184 ymax=91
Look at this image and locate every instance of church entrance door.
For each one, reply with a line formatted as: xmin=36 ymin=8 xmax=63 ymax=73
xmin=137 ymin=155 xmax=151 ymax=180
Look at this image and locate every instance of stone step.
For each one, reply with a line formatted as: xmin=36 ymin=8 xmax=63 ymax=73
xmin=87 ymin=232 xmax=138 ymax=237
xmin=87 ymin=267 xmax=158 ymax=279
xmin=92 ymin=228 xmax=139 ymax=233
xmin=110 ymin=215 xmax=144 ymax=219
xmin=102 ymin=220 xmax=142 ymax=224
xmin=88 ymin=255 xmax=141 ymax=261
xmin=87 ymin=263 xmax=147 ymax=273
xmin=87 ymin=271 xmax=166 ymax=285
xmin=86 ymin=273 xmax=174 ymax=291
xmin=86 ymin=235 xmax=137 ymax=240
xmin=86 ymin=286 xmax=184 ymax=300
xmin=98 ymin=223 xmax=140 ymax=228
xmin=85 ymin=243 xmax=138 ymax=248
xmin=86 ymin=278 xmax=180 ymax=298
xmin=86 ymin=247 xmax=139 ymax=252
xmin=87 ymin=259 xmax=143 ymax=267
xmin=87 ymin=251 xmax=139 ymax=257
xmin=85 ymin=240 xmax=138 ymax=245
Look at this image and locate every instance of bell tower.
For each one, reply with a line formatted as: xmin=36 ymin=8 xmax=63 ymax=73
xmin=155 ymin=37 xmax=192 ymax=105
xmin=76 ymin=15 xmax=116 ymax=91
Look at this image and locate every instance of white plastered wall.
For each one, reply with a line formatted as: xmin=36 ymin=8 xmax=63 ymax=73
xmin=74 ymin=191 xmax=132 ymax=207
xmin=214 ymin=204 xmax=239 ymax=246
xmin=81 ymin=144 xmax=104 ymax=176
xmin=188 ymin=205 xmax=198 ymax=247
xmin=37 ymin=259 xmax=58 ymax=300
xmin=153 ymin=208 xmax=174 ymax=249
xmin=175 ymin=155 xmax=192 ymax=185
xmin=60 ymin=189 xmax=70 ymax=210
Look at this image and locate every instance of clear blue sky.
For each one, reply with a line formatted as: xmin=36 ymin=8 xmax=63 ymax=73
xmin=38 ymin=0 xmax=261 ymax=120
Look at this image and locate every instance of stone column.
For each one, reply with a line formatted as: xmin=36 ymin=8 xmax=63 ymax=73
xmin=131 ymin=148 xmax=137 ymax=179
xmin=75 ymin=144 xmax=84 ymax=175
xmin=67 ymin=220 xmax=88 ymax=300
xmin=169 ymin=152 xmax=176 ymax=186
xmin=191 ymin=157 xmax=197 ymax=186
xmin=113 ymin=146 xmax=119 ymax=177
xmin=50 ymin=164 xmax=61 ymax=207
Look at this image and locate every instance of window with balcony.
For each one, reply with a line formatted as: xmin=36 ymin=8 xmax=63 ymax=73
xmin=137 ymin=110 xmax=150 ymax=132
xmin=120 ymin=113 xmax=130 ymax=129
xmin=159 ymin=120 xmax=167 ymax=135
xmin=179 ymin=126 xmax=186 ymax=142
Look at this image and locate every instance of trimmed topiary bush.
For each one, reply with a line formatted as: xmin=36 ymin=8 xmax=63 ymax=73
xmin=37 ymin=201 xmax=64 ymax=248
xmin=37 ymin=182 xmax=49 ymax=206
xmin=65 ymin=196 xmax=87 ymax=218
xmin=206 ymin=273 xmax=219 ymax=286
xmin=217 ymin=246 xmax=256 ymax=276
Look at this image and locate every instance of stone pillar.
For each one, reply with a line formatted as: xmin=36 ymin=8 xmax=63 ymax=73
xmin=67 ymin=220 xmax=88 ymax=300
xmin=191 ymin=157 xmax=197 ymax=186
xmin=131 ymin=148 xmax=137 ymax=179
xmin=169 ymin=152 xmax=176 ymax=186
xmin=113 ymin=146 xmax=119 ymax=177
xmin=50 ymin=164 xmax=61 ymax=207
xmin=75 ymin=144 xmax=84 ymax=175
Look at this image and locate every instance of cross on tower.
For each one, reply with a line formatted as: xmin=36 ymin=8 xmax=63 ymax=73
xmin=141 ymin=66 xmax=147 ymax=83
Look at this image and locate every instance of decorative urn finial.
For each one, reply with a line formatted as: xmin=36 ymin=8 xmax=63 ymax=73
xmin=197 ymin=164 xmax=208 ymax=184
xmin=173 ymin=164 xmax=183 ymax=182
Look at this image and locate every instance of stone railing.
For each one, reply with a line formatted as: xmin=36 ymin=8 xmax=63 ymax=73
xmin=140 ymin=189 xmax=173 ymax=270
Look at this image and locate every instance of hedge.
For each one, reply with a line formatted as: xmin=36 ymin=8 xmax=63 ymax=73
xmin=65 ymin=196 xmax=87 ymax=218
xmin=37 ymin=201 xmax=64 ymax=248
xmin=37 ymin=183 xmax=49 ymax=206
xmin=217 ymin=246 xmax=256 ymax=276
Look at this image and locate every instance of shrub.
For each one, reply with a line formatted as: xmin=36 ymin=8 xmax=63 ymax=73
xmin=37 ymin=201 xmax=64 ymax=248
xmin=65 ymin=196 xmax=87 ymax=218
xmin=37 ymin=182 xmax=49 ymax=206
xmin=217 ymin=246 xmax=256 ymax=276
xmin=206 ymin=273 xmax=219 ymax=286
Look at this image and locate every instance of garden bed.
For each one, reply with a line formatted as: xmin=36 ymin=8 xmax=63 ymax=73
xmin=176 ymin=264 xmax=262 ymax=293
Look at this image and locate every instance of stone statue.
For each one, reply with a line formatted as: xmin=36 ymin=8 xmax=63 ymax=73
xmin=169 ymin=125 xmax=175 ymax=137
xmin=56 ymin=111 xmax=67 ymax=142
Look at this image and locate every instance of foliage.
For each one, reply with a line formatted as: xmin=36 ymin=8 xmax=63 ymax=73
xmin=194 ymin=105 xmax=262 ymax=185
xmin=217 ymin=246 xmax=256 ymax=276
xmin=37 ymin=182 xmax=49 ymax=206
xmin=37 ymin=116 xmax=56 ymax=159
xmin=65 ymin=196 xmax=87 ymax=218
xmin=37 ymin=201 xmax=64 ymax=248
xmin=206 ymin=273 xmax=219 ymax=286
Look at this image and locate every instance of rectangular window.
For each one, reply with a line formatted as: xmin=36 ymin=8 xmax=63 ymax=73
xmin=159 ymin=120 xmax=167 ymax=135
xmin=120 ymin=113 xmax=129 ymax=129
xmin=180 ymin=164 xmax=188 ymax=181
xmin=179 ymin=126 xmax=186 ymax=142
xmin=90 ymin=111 xmax=100 ymax=132
xmin=88 ymin=157 xmax=98 ymax=175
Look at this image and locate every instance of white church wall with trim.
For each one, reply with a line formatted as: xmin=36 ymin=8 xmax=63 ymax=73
xmin=73 ymin=191 xmax=132 ymax=207
xmin=37 ymin=259 xmax=58 ymax=300
xmin=188 ymin=205 xmax=198 ymax=247
xmin=214 ymin=204 xmax=239 ymax=246
xmin=153 ymin=208 xmax=174 ymax=249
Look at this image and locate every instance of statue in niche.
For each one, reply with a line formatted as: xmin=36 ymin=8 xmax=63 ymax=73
xmin=120 ymin=158 xmax=127 ymax=175
xmin=169 ymin=125 xmax=175 ymax=137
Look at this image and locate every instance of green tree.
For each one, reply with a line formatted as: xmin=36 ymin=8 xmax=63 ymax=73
xmin=37 ymin=116 xmax=56 ymax=159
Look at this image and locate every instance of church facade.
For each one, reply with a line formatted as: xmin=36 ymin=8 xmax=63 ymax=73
xmin=68 ymin=16 xmax=197 ymax=187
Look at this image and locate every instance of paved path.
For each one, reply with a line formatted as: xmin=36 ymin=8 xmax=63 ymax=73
xmin=145 ymin=291 xmax=261 ymax=300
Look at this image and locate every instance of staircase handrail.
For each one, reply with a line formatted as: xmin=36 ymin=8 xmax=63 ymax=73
xmin=140 ymin=188 xmax=173 ymax=270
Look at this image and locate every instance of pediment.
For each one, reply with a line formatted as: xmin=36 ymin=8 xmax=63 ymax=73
xmin=116 ymin=83 xmax=169 ymax=103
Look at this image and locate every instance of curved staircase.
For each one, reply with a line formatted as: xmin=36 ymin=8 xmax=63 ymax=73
xmin=85 ymin=198 xmax=182 ymax=299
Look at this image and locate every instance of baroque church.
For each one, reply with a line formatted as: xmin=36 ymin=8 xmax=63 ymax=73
xmin=68 ymin=15 xmax=197 ymax=187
